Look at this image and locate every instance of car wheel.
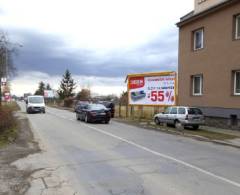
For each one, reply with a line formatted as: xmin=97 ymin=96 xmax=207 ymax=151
xmin=85 ymin=114 xmax=89 ymax=123
xmin=192 ymin=125 xmax=199 ymax=130
xmin=154 ymin=117 xmax=160 ymax=125
xmin=42 ymin=110 xmax=46 ymax=114
xmin=76 ymin=114 xmax=80 ymax=121
xmin=105 ymin=120 xmax=110 ymax=124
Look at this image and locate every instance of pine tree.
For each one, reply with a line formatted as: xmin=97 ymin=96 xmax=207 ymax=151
xmin=58 ymin=69 xmax=76 ymax=99
xmin=46 ymin=83 xmax=51 ymax=90
xmin=34 ymin=81 xmax=45 ymax=95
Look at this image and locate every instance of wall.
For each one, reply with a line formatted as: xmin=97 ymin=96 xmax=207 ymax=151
xmin=194 ymin=0 xmax=228 ymax=14
xmin=178 ymin=2 xmax=240 ymax=111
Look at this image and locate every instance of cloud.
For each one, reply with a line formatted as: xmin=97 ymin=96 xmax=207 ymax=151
xmin=0 ymin=0 xmax=193 ymax=49
xmin=11 ymin=71 xmax=126 ymax=96
xmin=11 ymin=28 xmax=178 ymax=78
xmin=0 ymin=0 xmax=194 ymax=95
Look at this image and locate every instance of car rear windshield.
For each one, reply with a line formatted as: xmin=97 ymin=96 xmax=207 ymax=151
xmin=100 ymin=102 xmax=114 ymax=108
xmin=90 ymin=104 xmax=106 ymax=110
xmin=29 ymin=97 xmax=44 ymax=103
xmin=188 ymin=108 xmax=203 ymax=115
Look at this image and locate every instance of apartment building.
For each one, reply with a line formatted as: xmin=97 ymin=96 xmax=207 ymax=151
xmin=177 ymin=0 xmax=240 ymax=129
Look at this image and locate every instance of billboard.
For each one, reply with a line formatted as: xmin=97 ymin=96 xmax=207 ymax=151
xmin=127 ymin=72 xmax=177 ymax=106
xmin=44 ymin=90 xmax=55 ymax=98
xmin=3 ymin=92 xmax=11 ymax=102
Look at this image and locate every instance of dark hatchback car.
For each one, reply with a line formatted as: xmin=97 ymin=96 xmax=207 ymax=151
xmin=76 ymin=104 xmax=111 ymax=124
xmin=74 ymin=101 xmax=89 ymax=112
xmin=98 ymin=101 xmax=115 ymax=118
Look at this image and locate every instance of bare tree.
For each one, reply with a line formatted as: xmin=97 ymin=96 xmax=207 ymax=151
xmin=0 ymin=31 xmax=19 ymax=106
xmin=76 ymin=89 xmax=91 ymax=101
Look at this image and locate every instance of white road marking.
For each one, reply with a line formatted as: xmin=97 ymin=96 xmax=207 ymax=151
xmin=47 ymin=110 xmax=240 ymax=189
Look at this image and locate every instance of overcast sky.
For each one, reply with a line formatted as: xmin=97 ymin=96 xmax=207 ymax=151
xmin=0 ymin=0 xmax=193 ymax=96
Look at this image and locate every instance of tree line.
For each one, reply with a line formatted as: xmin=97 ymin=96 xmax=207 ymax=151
xmin=34 ymin=69 xmax=122 ymax=106
xmin=34 ymin=69 xmax=92 ymax=104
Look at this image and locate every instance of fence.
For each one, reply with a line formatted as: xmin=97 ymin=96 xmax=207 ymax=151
xmin=115 ymin=104 xmax=165 ymax=120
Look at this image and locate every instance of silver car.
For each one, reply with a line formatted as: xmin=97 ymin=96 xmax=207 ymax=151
xmin=154 ymin=106 xmax=205 ymax=130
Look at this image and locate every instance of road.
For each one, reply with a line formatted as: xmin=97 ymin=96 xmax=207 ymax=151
xmin=18 ymin=102 xmax=240 ymax=195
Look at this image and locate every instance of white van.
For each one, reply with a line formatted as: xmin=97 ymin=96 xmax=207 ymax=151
xmin=26 ymin=96 xmax=45 ymax=114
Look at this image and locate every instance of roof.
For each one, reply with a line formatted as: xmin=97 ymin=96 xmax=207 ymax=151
xmin=177 ymin=0 xmax=238 ymax=27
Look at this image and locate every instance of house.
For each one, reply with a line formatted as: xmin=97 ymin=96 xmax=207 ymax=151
xmin=177 ymin=0 xmax=240 ymax=129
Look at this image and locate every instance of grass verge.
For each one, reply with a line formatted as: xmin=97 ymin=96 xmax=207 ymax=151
xmin=0 ymin=102 xmax=20 ymax=148
xmin=115 ymin=118 xmax=239 ymax=141
xmin=0 ymin=126 xmax=17 ymax=147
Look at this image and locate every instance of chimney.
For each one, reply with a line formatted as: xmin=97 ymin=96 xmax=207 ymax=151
xmin=194 ymin=0 xmax=227 ymax=14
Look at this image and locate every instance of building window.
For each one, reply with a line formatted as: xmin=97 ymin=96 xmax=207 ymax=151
xmin=235 ymin=15 xmax=240 ymax=39
xmin=234 ymin=71 xmax=240 ymax=95
xmin=192 ymin=75 xmax=203 ymax=96
xmin=193 ymin=28 xmax=204 ymax=50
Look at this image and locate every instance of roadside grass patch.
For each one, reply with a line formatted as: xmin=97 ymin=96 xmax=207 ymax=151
xmin=115 ymin=117 xmax=239 ymax=141
xmin=183 ymin=129 xmax=238 ymax=140
xmin=0 ymin=102 xmax=20 ymax=147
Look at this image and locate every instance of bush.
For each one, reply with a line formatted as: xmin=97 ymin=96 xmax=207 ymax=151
xmin=64 ymin=97 xmax=74 ymax=107
xmin=0 ymin=106 xmax=16 ymax=133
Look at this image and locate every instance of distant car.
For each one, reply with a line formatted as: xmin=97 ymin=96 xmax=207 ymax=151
xmin=76 ymin=104 xmax=111 ymax=124
xmin=98 ymin=101 xmax=115 ymax=118
xmin=154 ymin=106 xmax=205 ymax=130
xmin=26 ymin=95 xmax=45 ymax=114
xmin=74 ymin=101 xmax=89 ymax=112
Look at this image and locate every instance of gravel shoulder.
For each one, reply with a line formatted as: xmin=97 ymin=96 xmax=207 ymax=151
xmin=0 ymin=111 xmax=40 ymax=195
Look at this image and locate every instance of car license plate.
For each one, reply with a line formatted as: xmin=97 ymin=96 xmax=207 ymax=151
xmin=193 ymin=117 xmax=199 ymax=120
xmin=100 ymin=113 xmax=106 ymax=115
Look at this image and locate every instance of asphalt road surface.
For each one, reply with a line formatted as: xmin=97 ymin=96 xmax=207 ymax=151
xmin=18 ymin=102 xmax=240 ymax=195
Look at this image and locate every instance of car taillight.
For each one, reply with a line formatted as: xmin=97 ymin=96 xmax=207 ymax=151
xmin=90 ymin=112 xmax=97 ymax=116
xmin=185 ymin=115 xmax=189 ymax=120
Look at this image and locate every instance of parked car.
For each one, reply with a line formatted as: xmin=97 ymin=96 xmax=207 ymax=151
xmin=76 ymin=104 xmax=111 ymax=124
xmin=74 ymin=101 xmax=89 ymax=112
xmin=98 ymin=101 xmax=115 ymax=118
xmin=26 ymin=95 xmax=45 ymax=114
xmin=154 ymin=106 xmax=205 ymax=130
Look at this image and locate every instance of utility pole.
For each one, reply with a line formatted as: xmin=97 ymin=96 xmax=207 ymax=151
xmin=0 ymin=33 xmax=22 ymax=106
xmin=0 ymin=78 xmax=1 ymax=107
xmin=0 ymin=44 xmax=8 ymax=107
xmin=0 ymin=48 xmax=4 ymax=107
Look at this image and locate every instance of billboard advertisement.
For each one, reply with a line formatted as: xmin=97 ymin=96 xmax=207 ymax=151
xmin=3 ymin=92 xmax=11 ymax=102
xmin=44 ymin=90 xmax=55 ymax=98
xmin=127 ymin=72 xmax=177 ymax=106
